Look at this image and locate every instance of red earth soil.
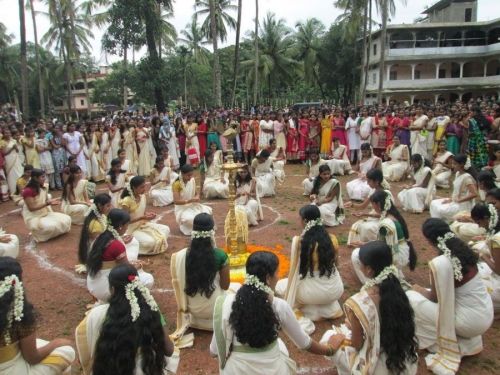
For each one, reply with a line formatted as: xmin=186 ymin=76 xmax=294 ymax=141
xmin=1 ymin=164 xmax=498 ymax=374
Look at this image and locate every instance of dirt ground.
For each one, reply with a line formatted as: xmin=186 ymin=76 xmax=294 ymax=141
xmin=1 ymin=163 xmax=498 ymax=374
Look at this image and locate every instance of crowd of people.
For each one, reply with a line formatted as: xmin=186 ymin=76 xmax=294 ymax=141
xmin=0 ymin=96 xmax=499 ymax=375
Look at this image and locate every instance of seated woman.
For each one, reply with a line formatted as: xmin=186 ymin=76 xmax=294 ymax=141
xmin=173 ymin=164 xmax=212 ymax=236
xmin=76 ymin=263 xmax=175 ymax=375
xmin=302 ymin=149 xmax=326 ymax=195
xmin=0 ymin=228 xmax=19 ymax=259
xmin=381 ymin=135 xmax=409 ymax=182
xmin=346 ymin=143 xmax=382 ymax=201
xmin=430 ymin=154 xmax=478 ymax=222
xmin=235 ymin=165 xmax=262 ymax=226
xmin=201 ymin=149 xmax=228 ymax=199
xmin=470 ymin=203 xmax=500 ymax=311
xmin=275 ymin=205 xmax=344 ymax=334
xmin=105 ymin=158 xmax=128 ymax=207
xmin=21 ymin=169 xmax=71 ymax=242
xmin=407 ymin=219 xmax=494 ymax=374
xmin=61 ymin=165 xmax=91 ymax=225
xmin=326 ymin=137 xmax=353 ymax=176
xmin=210 ymin=251 xmax=346 ymax=374
xmin=398 ymin=154 xmax=436 ymax=213
xmin=268 ymin=138 xmax=286 ymax=184
xmin=0 ymin=256 xmax=75 ymax=374
xmin=477 ymin=170 xmax=499 ymax=201
xmin=11 ymin=164 xmax=33 ymax=206
xmin=149 ymin=156 xmax=176 ymax=207
xmin=433 ymin=139 xmax=453 ymax=188
xmin=309 ymin=165 xmax=344 ymax=226
xmin=251 ymin=149 xmax=276 ymax=198
xmin=86 ymin=208 xmax=154 ymax=302
xmin=171 ymin=214 xmax=230 ymax=346
xmin=351 ymin=190 xmax=417 ymax=283
xmin=117 ymin=148 xmax=135 ymax=176
xmin=119 ymin=176 xmax=169 ymax=255
xmin=322 ymin=241 xmax=418 ymax=375
xmin=346 ymin=169 xmax=391 ymax=245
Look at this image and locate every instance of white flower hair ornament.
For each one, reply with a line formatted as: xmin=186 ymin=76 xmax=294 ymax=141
xmin=361 ymin=265 xmax=399 ymax=291
xmin=244 ymin=274 xmax=273 ymax=295
xmin=379 ymin=194 xmax=392 ymax=220
xmin=302 ymin=217 xmax=323 ymax=236
xmin=191 ymin=229 xmax=215 ymax=240
xmin=0 ymin=275 xmax=25 ymax=344
xmin=89 ymin=204 xmax=107 ymax=228
xmin=488 ymin=204 xmax=498 ymax=236
xmin=464 ymin=157 xmax=472 ymax=170
xmin=437 ymin=232 xmax=463 ymax=281
xmin=126 ymin=183 xmax=135 ymax=198
xmin=125 ymin=275 xmax=159 ymax=322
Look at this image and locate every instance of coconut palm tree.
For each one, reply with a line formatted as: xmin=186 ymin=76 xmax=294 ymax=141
xmin=19 ymin=0 xmax=29 ymax=117
xmin=253 ymin=0 xmax=258 ymax=105
xmin=0 ymin=22 xmax=13 ymax=49
xmin=194 ymin=0 xmax=237 ymax=43
xmin=178 ymin=14 xmax=211 ymax=65
xmin=295 ymin=18 xmax=326 ymax=97
xmin=26 ymin=0 xmax=45 ymax=117
xmin=230 ymin=0 xmax=242 ymax=108
xmin=157 ymin=5 xmax=177 ymax=58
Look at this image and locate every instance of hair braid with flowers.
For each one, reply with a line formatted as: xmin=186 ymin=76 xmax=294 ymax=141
xmin=0 ymin=275 xmax=24 ymax=344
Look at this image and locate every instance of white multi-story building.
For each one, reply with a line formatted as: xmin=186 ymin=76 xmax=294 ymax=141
xmin=362 ymin=0 xmax=500 ymax=105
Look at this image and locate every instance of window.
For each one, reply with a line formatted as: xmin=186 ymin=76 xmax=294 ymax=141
xmin=372 ymin=73 xmax=377 ymax=84
xmin=414 ymin=70 xmax=421 ymax=79
xmin=465 ymin=8 xmax=472 ymax=22
xmin=439 ymin=69 xmax=446 ymax=78
xmin=80 ymin=99 xmax=85 ymax=106
xmin=373 ymin=43 xmax=377 ymax=56
xmin=389 ymin=71 xmax=397 ymax=80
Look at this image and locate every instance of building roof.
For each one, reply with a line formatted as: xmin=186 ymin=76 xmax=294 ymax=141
xmin=422 ymin=0 xmax=476 ymax=15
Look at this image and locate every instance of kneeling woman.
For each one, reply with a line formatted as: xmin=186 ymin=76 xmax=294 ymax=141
xmin=149 ymin=157 xmax=177 ymax=207
xmin=21 ymin=169 xmax=71 ymax=242
xmin=201 ymin=149 xmax=229 ymax=199
xmin=86 ymin=208 xmax=154 ymax=302
xmin=0 ymin=256 xmax=75 ymax=374
xmin=351 ymin=190 xmax=417 ymax=283
xmin=407 ymin=219 xmax=493 ymax=374
xmin=322 ymin=241 xmax=418 ymax=375
xmin=381 ymin=135 xmax=409 ymax=182
xmin=251 ymin=149 xmax=276 ymax=197
xmin=235 ymin=165 xmax=262 ymax=226
xmin=120 ymin=176 xmax=170 ymax=255
xmin=276 ymin=205 xmax=344 ymax=334
xmin=76 ymin=264 xmax=175 ymax=375
xmin=430 ymin=154 xmax=478 ymax=222
xmin=61 ymin=165 xmax=91 ymax=225
xmin=210 ymin=251 xmax=346 ymax=374
xmin=310 ymin=165 xmax=344 ymax=226
xmin=171 ymin=214 xmax=230 ymax=346
xmin=398 ymin=154 xmax=435 ymax=213
xmin=173 ymin=164 xmax=212 ymax=236
xmin=346 ymin=143 xmax=382 ymax=201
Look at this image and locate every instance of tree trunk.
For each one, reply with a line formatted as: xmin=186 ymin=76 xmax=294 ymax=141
xmin=231 ymin=0 xmax=242 ymax=108
xmin=209 ymin=0 xmax=222 ymax=107
xmin=157 ymin=3 xmax=162 ymax=59
xmin=253 ymin=0 xmax=259 ymax=106
xmin=361 ymin=1 xmax=368 ymax=105
xmin=84 ymin=70 xmax=90 ymax=117
xmin=143 ymin=2 xmax=166 ymax=112
xmin=184 ymin=65 xmax=188 ymax=106
xmin=377 ymin=0 xmax=388 ymax=104
xmin=19 ymin=0 xmax=29 ymax=119
xmin=363 ymin=0 xmax=373 ymax=105
xmin=29 ymin=0 xmax=44 ymax=118
xmin=123 ymin=46 xmax=128 ymax=110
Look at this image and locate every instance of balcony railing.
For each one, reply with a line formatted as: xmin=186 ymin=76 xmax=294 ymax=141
xmin=386 ymin=42 xmax=500 ymax=58
xmin=366 ymin=75 xmax=500 ymax=91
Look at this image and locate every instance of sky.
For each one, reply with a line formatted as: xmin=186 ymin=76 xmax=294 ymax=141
xmin=0 ymin=0 xmax=498 ymax=64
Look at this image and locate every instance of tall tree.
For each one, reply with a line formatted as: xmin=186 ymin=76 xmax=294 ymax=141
xmin=27 ymin=0 xmax=45 ymax=117
xmin=178 ymin=14 xmax=210 ymax=65
xmin=230 ymin=0 xmax=242 ymax=108
xmin=19 ymin=0 xmax=29 ymax=118
xmin=194 ymin=0 xmax=237 ymax=42
xmin=209 ymin=0 xmax=221 ymax=106
xmin=253 ymin=0 xmax=259 ymax=105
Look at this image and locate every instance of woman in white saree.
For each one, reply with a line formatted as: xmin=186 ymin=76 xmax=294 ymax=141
xmin=149 ymin=157 xmax=176 ymax=207
xmin=235 ymin=165 xmax=262 ymax=226
xmin=275 ymin=205 xmax=344 ymax=334
xmin=171 ymin=214 xmax=230 ymax=348
xmin=0 ymin=257 xmax=75 ymax=375
xmin=251 ymin=150 xmax=276 ymax=198
xmin=201 ymin=149 xmax=229 ymax=199
xmin=322 ymin=241 xmax=418 ymax=375
xmin=382 ymin=135 xmax=409 ymax=182
xmin=0 ymin=128 xmax=23 ymax=197
xmin=86 ymin=209 xmax=154 ymax=302
xmin=327 ymin=138 xmax=353 ymax=176
xmin=302 ymin=149 xmax=327 ymax=195
xmin=88 ymin=124 xmax=105 ymax=182
xmin=119 ymin=176 xmax=169 ymax=255
xmin=76 ymin=263 xmax=175 ymax=375
xmin=268 ymin=139 xmax=286 ymax=184
xmin=407 ymin=219 xmax=493 ymax=375
xmin=309 ymin=165 xmax=344 ymax=226
xmin=210 ymin=251 xmax=346 ymax=375
xmin=398 ymin=154 xmax=436 ymax=213
xmin=351 ymin=190 xmax=417 ymax=284
xmin=346 ymin=143 xmax=382 ymax=201
xmin=61 ymin=165 xmax=91 ymax=225
xmin=105 ymin=158 xmax=128 ymax=207
xmin=173 ymin=164 xmax=212 ymax=236
xmin=21 ymin=169 xmax=71 ymax=242
xmin=433 ymin=140 xmax=453 ymax=188
xmin=123 ymin=124 xmax=138 ymax=175
xmin=0 ymin=228 xmax=19 ymax=259
xmin=136 ymin=120 xmax=152 ymax=176
xmin=430 ymin=154 xmax=478 ymax=222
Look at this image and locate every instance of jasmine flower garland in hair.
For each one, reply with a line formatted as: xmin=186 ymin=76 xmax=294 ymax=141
xmin=191 ymin=229 xmax=215 ymax=239
xmin=125 ymin=275 xmax=159 ymax=322
xmin=488 ymin=204 xmax=498 ymax=237
xmin=0 ymin=275 xmax=25 ymax=344
xmin=437 ymin=232 xmax=463 ymax=281
xmin=301 ymin=217 xmax=323 ymax=236
xmin=361 ymin=265 xmax=399 ymax=292
xmin=380 ymin=194 xmax=392 ymax=220
xmin=126 ymin=183 xmax=134 ymax=199
xmin=244 ymin=274 xmax=273 ymax=295
xmin=89 ymin=204 xmax=107 ymax=229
